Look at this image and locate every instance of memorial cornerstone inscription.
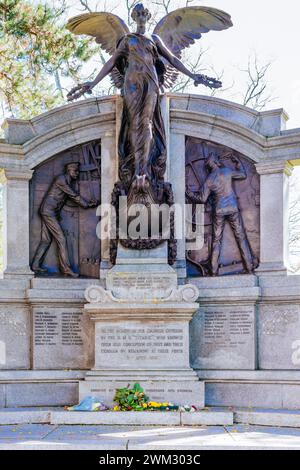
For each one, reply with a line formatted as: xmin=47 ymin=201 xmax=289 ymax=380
xmin=95 ymin=321 xmax=188 ymax=369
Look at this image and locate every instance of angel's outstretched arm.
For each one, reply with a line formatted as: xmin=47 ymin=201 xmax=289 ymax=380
xmin=91 ymin=51 xmax=120 ymax=87
xmin=67 ymin=48 xmax=122 ymax=101
xmin=153 ymin=34 xmax=195 ymax=79
xmin=153 ymin=34 xmax=221 ymax=89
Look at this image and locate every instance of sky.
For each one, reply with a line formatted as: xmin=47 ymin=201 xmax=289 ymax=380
xmin=199 ymin=0 xmax=300 ymax=129
xmin=65 ymin=0 xmax=300 ymax=129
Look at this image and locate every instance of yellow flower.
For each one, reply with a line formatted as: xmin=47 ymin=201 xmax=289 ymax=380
xmin=148 ymin=401 xmax=161 ymax=408
xmin=113 ymin=405 xmax=120 ymax=411
xmin=142 ymin=403 xmax=148 ymax=408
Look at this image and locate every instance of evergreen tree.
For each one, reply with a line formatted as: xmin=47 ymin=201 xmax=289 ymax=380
xmin=0 ymin=0 xmax=96 ymax=118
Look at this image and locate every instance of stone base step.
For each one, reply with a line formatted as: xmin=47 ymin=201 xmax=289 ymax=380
xmin=80 ymin=376 xmax=204 ymax=408
xmin=2 ymin=370 xmax=300 ymax=410
xmin=3 ymin=406 xmax=300 ymax=427
xmin=233 ymin=408 xmax=300 ymax=428
xmin=0 ymin=408 xmax=233 ymax=426
xmin=202 ymin=371 xmax=300 ymax=409
xmin=51 ymin=410 xmax=233 ymax=426
xmin=0 ymin=408 xmax=52 ymax=425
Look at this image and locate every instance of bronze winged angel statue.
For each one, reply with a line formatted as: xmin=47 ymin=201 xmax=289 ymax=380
xmin=66 ymin=4 xmax=232 ymax=263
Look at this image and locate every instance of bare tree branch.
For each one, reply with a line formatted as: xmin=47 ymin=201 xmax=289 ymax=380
xmin=240 ymin=53 xmax=275 ymax=111
xmin=78 ymin=0 xmax=92 ymax=12
xmin=289 ymin=170 xmax=300 ymax=272
xmin=125 ymin=0 xmax=139 ymax=26
xmin=169 ymin=47 xmax=208 ymax=93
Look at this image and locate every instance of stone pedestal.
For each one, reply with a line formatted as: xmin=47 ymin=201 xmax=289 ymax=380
xmin=106 ymin=243 xmax=177 ymax=300
xmin=80 ymin=246 xmax=203 ymax=407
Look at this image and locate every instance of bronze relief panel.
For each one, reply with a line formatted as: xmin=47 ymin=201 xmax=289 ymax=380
xmin=30 ymin=141 xmax=101 ymax=278
xmin=185 ymin=137 xmax=260 ymax=277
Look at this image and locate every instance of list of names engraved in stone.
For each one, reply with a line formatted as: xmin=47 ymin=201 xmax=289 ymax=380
xmin=34 ymin=311 xmax=83 ymax=346
xmin=34 ymin=312 xmax=59 ymax=346
xmin=62 ymin=312 xmax=83 ymax=346
xmin=99 ymin=325 xmax=184 ymax=360
xmin=203 ymin=309 xmax=253 ymax=351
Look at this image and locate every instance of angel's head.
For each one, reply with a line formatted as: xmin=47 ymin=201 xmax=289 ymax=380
xmin=131 ymin=3 xmax=151 ymax=32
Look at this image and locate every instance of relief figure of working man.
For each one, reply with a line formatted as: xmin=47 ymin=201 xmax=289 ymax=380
xmin=186 ymin=154 xmax=255 ymax=276
xmin=31 ymin=162 xmax=97 ymax=278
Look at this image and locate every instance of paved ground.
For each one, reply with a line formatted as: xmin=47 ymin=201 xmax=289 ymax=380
xmin=0 ymin=424 xmax=300 ymax=449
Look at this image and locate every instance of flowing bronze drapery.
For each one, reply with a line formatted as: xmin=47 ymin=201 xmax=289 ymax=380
xmin=116 ymin=33 xmax=166 ymax=192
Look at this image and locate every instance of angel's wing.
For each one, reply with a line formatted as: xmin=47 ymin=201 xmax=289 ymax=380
xmin=153 ymin=6 xmax=232 ymax=88
xmin=67 ymin=12 xmax=129 ymax=54
xmin=66 ymin=12 xmax=130 ymax=89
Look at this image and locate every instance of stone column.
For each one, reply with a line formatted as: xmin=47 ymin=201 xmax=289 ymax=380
xmin=0 ymin=168 xmax=34 ymax=279
xmin=255 ymin=160 xmax=293 ymax=275
xmin=99 ymin=105 xmax=118 ymax=279
xmin=169 ymin=131 xmax=186 ymax=279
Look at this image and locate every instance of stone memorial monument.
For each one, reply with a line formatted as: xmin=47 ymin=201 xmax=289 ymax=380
xmin=0 ymin=4 xmax=300 ymax=412
xmin=65 ymin=3 xmax=231 ymax=406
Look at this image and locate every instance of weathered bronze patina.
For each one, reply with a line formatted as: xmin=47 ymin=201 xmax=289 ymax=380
xmin=185 ymin=138 xmax=260 ymax=277
xmin=30 ymin=141 xmax=101 ymax=278
xmin=66 ymin=4 xmax=232 ymax=264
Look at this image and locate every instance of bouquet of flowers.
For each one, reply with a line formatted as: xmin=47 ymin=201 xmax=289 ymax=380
xmin=113 ymin=383 xmax=149 ymax=411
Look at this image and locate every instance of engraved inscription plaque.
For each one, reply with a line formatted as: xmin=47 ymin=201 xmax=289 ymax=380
xmin=109 ymin=274 xmax=174 ymax=290
xmin=190 ymin=306 xmax=256 ymax=369
xmin=94 ymin=321 xmax=189 ymax=369
xmin=33 ymin=308 xmax=94 ymax=369
xmin=85 ymin=382 xmax=198 ymax=405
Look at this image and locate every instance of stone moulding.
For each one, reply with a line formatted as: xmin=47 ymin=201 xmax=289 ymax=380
xmin=1 ymin=96 xmax=117 ymax=145
xmin=171 ymin=109 xmax=266 ymax=161
xmin=84 ymin=283 xmax=199 ymax=304
xmin=83 ymin=284 xmax=200 ymax=321
xmin=85 ymin=306 xmax=199 ymax=322
xmin=168 ymin=93 xmax=289 ymax=137
xmin=1 ymin=94 xmax=299 ymax=170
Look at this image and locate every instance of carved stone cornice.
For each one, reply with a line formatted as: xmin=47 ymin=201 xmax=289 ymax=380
xmin=255 ymin=160 xmax=294 ymax=176
xmin=0 ymin=167 xmax=33 ymax=184
xmin=84 ymin=283 xmax=200 ymax=304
